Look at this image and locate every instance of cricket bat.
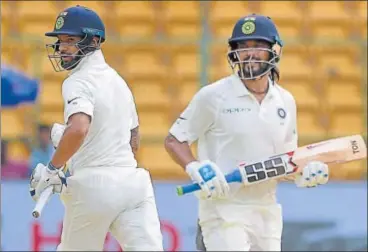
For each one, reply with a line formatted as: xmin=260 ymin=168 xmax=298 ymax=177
xmin=176 ymin=134 xmax=367 ymax=196
xmin=32 ymin=186 xmax=53 ymax=218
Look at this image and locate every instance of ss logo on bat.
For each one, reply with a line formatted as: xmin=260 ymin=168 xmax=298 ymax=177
xmin=244 ymin=157 xmax=287 ymax=183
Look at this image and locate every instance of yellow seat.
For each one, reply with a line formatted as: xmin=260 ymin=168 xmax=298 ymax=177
xmin=130 ymin=81 xmax=170 ymax=109
xmin=137 ymin=144 xmax=187 ymax=180
xmin=17 ymin=1 xmax=57 ymax=21
xmin=297 ymin=111 xmax=326 ymax=137
xmin=357 ymin=1 xmax=367 ymax=21
xmin=122 ymin=50 xmax=167 ymax=79
xmin=163 ymin=1 xmax=200 ymax=22
xmin=40 ymin=82 xmax=63 ymax=110
xmin=137 ymin=110 xmax=171 ymax=137
xmin=316 ymin=53 xmax=361 ymax=81
xmin=1 ymin=109 xmax=26 ymax=138
xmin=259 ymin=1 xmax=303 ymax=23
xmin=115 ymin=2 xmax=155 ymax=21
xmin=326 ymin=84 xmax=362 ymax=109
xmin=170 ymin=46 xmax=200 ymax=80
xmin=281 ymin=81 xmax=319 ymax=109
xmin=279 ymin=53 xmax=313 ymax=80
xmin=308 ymin=1 xmax=350 ymax=22
xmin=39 ymin=110 xmax=64 ymax=125
xmin=208 ymin=45 xmax=233 ymax=82
xmin=7 ymin=140 xmax=30 ymax=161
xmin=118 ymin=22 xmax=156 ymax=38
xmin=209 ymin=2 xmax=255 ymax=38
xmin=179 ymin=82 xmax=200 ymax=107
xmin=310 ymin=24 xmax=351 ymax=41
xmin=209 ymin=1 xmax=252 ymax=23
xmin=165 ymin=23 xmax=201 ymax=38
xmin=329 ymin=111 xmax=365 ymax=137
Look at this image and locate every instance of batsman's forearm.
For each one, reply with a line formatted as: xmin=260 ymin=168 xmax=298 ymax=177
xmin=50 ymin=126 xmax=87 ymax=168
xmin=164 ymin=134 xmax=196 ymax=170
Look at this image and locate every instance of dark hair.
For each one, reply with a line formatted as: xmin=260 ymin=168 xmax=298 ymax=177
xmin=271 ymin=67 xmax=280 ymax=83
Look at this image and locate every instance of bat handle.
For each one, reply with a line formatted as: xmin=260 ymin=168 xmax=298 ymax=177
xmin=176 ymin=170 xmax=242 ymax=196
xmin=32 ymin=187 xmax=53 ymax=218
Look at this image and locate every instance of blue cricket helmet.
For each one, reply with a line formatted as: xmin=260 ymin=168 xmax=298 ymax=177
xmin=227 ymin=14 xmax=284 ymax=80
xmin=45 ymin=5 xmax=106 ymax=72
xmin=45 ymin=5 xmax=105 ymax=42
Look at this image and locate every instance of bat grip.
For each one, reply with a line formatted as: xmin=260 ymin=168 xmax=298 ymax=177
xmin=32 ymin=187 xmax=53 ymax=218
xmin=176 ymin=170 xmax=242 ymax=196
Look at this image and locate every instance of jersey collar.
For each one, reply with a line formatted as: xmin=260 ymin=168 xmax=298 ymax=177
xmin=68 ymin=49 xmax=106 ymax=75
xmin=231 ymin=74 xmax=276 ymax=98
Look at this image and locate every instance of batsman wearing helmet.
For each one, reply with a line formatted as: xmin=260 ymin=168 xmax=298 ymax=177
xmin=165 ymin=14 xmax=330 ymax=251
xmin=29 ymin=5 xmax=163 ymax=251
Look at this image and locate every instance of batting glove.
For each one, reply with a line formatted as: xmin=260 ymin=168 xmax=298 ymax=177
xmin=295 ymin=161 xmax=329 ymax=188
xmin=29 ymin=163 xmax=67 ymax=202
xmin=186 ymin=160 xmax=230 ymax=199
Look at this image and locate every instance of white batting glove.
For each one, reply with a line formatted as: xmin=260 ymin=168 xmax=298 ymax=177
xmin=51 ymin=123 xmax=66 ymax=148
xmin=295 ymin=161 xmax=329 ymax=188
xmin=29 ymin=163 xmax=67 ymax=202
xmin=186 ymin=160 xmax=230 ymax=199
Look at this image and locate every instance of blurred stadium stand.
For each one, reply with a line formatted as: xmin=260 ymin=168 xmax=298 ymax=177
xmin=1 ymin=1 xmax=367 ymax=181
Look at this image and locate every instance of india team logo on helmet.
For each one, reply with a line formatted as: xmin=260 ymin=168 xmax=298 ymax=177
xmin=55 ymin=16 xmax=64 ymax=30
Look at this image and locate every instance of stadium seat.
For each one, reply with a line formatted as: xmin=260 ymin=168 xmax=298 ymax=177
xmin=118 ymin=22 xmax=156 ymax=38
xmin=209 ymin=1 xmax=256 ymax=38
xmin=297 ymin=111 xmax=326 ymax=137
xmin=259 ymin=1 xmax=303 ymax=23
xmin=17 ymin=1 xmax=57 ymax=21
xmin=169 ymin=46 xmax=200 ymax=80
xmin=326 ymin=84 xmax=363 ymax=109
xmin=281 ymin=81 xmax=319 ymax=109
xmin=310 ymin=24 xmax=351 ymax=41
xmin=278 ymin=53 xmax=313 ymax=80
xmin=208 ymin=45 xmax=233 ymax=82
xmin=1 ymin=109 xmax=26 ymax=139
xmin=137 ymin=110 xmax=171 ymax=137
xmin=163 ymin=1 xmax=200 ymax=23
xmin=39 ymin=82 xmax=63 ymax=110
xmin=179 ymin=81 xmax=200 ymax=107
xmin=120 ymin=49 xmax=167 ymax=80
xmin=115 ymin=1 xmax=155 ymax=21
xmin=331 ymin=160 xmax=367 ymax=180
xmin=316 ymin=54 xmax=361 ymax=81
xmin=129 ymin=81 xmax=170 ymax=109
xmin=137 ymin=144 xmax=187 ymax=180
xmin=308 ymin=1 xmax=350 ymax=22
xmin=329 ymin=111 xmax=365 ymax=137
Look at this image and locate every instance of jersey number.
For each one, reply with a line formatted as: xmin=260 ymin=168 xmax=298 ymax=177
xmin=243 ymin=157 xmax=287 ymax=183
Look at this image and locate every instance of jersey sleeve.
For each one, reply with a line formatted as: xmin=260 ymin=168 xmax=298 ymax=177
xmin=169 ymin=88 xmax=214 ymax=145
xmin=62 ymin=77 xmax=95 ymax=124
xmin=284 ymin=94 xmax=298 ymax=151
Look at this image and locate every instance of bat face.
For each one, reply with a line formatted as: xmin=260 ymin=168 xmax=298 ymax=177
xmin=292 ymin=134 xmax=367 ymax=168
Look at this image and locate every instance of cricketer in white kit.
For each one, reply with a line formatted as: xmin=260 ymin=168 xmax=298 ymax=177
xmin=29 ymin=5 xmax=163 ymax=251
xmin=164 ymin=14 xmax=329 ymax=251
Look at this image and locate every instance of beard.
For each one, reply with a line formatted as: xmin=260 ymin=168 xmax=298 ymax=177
xmin=241 ymin=61 xmax=269 ymax=78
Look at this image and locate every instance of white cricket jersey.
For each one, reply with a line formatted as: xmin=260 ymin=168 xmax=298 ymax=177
xmin=169 ymin=74 xmax=298 ymax=205
xmin=62 ymin=50 xmax=138 ymax=175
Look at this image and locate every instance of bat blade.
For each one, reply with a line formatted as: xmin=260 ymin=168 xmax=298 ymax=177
xmin=291 ymin=134 xmax=367 ymax=171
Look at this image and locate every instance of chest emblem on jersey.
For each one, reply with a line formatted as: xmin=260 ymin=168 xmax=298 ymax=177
xmin=277 ymin=108 xmax=286 ymax=119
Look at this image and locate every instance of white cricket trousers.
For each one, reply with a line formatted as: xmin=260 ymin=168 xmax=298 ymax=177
xmin=199 ymin=203 xmax=283 ymax=251
xmin=57 ymin=167 xmax=164 ymax=251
